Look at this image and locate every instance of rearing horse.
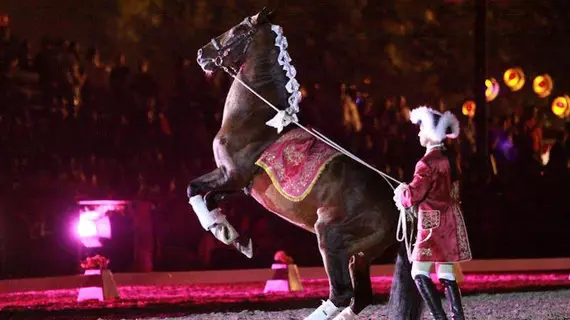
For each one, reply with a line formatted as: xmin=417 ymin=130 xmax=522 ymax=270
xmin=187 ymin=8 xmax=423 ymax=320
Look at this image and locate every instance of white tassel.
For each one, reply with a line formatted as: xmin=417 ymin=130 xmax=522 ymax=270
xmin=265 ymin=109 xmax=299 ymax=133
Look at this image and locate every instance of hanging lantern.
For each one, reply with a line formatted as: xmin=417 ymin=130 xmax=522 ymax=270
xmin=533 ymin=74 xmax=553 ymax=98
xmin=462 ymin=100 xmax=476 ymax=118
xmin=503 ymin=67 xmax=525 ymax=91
xmin=485 ymin=77 xmax=500 ymax=102
xmin=551 ymin=95 xmax=570 ymax=119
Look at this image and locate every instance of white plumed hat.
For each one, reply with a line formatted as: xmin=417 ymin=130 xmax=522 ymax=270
xmin=409 ymin=106 xmax=460 ymax=142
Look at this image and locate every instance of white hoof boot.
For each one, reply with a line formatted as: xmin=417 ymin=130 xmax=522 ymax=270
xmin=304 ymin=300 xmax=339 ymax=320
xmin=332 ymin=307 xmax=357 ymax=320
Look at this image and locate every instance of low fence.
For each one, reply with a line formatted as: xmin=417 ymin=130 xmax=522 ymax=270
xmin=1 ymin=257 xmax=569 ymax=294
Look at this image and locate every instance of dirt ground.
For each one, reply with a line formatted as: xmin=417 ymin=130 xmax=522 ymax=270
xmin=1 ymin=273 xmax=569 ymax=319
xmin=139 ymin=289 xmax=570 ymax=320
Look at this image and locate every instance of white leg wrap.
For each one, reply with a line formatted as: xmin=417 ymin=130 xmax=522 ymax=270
xmin=189 ymin=195 xmax=226 ymax=231
xmin=209 ymin=216 xmax=239 ymax=245
xmin=332 ymin=307 xmax=357 ymax=320
xmin=190 ymin=195 xmax=239 ymax=245
xmin=304 ymin=300 xmax=339 ymax=320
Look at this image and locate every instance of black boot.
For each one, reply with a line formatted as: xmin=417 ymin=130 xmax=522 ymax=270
xmin=414 ymin=275 xmax=448 ymax=320
xmin=440 ymin=278 xmax=465 ymax=320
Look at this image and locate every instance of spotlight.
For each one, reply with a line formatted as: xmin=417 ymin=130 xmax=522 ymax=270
xmin=485 ymin=77 xmax=500 ymax=102
xmin=551 ymin=95 xmax=570 ymax=119
xmin=533 ymin=74 xmax=553 ymax=98
xmin=462 ymin=100 xmax=476 ymax=118
xmin=75 ymin=200 xmax=128 ymax=248
xmin=503 ymin=67 xmax=525 ymax=91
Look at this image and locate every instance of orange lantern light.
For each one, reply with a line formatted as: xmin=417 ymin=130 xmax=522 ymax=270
xmin=300 ymin=87 xmax=308 ymax=98
xmin=485 ymin=77 xmax=500 ymax=102
xmin=503 ymin=67 xmax=525 ymax=91
xmin=462 ymin=100 xmax=476 ymax=118
xmin=551 ymin=95 xmax=570 ymax=119
xmin=0 ymin=14 xmax=8 ymax=26
xmin=533 ymin=74 xmax=553 ymax=98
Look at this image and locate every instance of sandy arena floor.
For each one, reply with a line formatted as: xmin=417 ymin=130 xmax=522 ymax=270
xmin=143 ymin=290 xmax=570 ymax=320
xmin=1 ymin=272 xmax=569 ymax=319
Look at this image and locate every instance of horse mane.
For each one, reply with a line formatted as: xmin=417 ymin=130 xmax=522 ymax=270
xmin=242 ymin=22 xmax=301 ymax=121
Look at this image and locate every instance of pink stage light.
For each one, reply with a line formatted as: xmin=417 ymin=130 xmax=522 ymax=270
xmin=78 ymin=213 xmax=98 ymax=237
xmin=76 ymin=210 xmax=111 ymax=248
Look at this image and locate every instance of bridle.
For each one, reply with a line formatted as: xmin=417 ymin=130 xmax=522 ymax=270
xmin=210 ymin=17 xmax=258 ymax=76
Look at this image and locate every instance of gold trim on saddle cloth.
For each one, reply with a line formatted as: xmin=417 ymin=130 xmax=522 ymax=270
xmin=255 ymin=154 xmax=341 ymax=202
xmin=255 ymin=130 xmax=342 ymax=202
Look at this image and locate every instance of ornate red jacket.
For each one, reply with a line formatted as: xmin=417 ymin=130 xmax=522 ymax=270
xmin=399 ymin=147 xmax=472 ymax=262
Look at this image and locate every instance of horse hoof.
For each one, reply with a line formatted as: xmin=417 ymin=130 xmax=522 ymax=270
xmin=332 ymin=307 xmax=357 ymax=320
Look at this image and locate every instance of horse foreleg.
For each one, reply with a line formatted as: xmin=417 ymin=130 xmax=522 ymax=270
xmin=204 ymin=190 xmax=239 ymax=210
xmin=204 ymin=190 xmax=254 ymax=258
xmin=186 ymin=168 xmax=247 ymax=250
xmin=187 ymin=167 xmax=230 ymax=198
xmin=305 ymin=207 xmax=353 ymax=320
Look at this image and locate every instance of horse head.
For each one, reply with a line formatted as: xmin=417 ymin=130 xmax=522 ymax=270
xmin=197 ymin=7 xmax=275 ymax=75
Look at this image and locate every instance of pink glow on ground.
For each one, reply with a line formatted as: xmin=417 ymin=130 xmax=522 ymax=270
xmin=0 ymin=273 xmax=568 ymax=312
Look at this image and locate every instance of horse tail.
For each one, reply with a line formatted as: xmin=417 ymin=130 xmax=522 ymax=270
xmin=388 ymin=242 xmax=423 ymax=320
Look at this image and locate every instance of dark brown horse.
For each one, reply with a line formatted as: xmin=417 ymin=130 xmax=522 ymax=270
xmin=187 ymin=8 xmax=422 ymax=320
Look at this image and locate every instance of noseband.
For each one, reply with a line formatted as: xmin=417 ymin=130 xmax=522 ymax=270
xmin=210 ymin=17 xmax=257 ymax=75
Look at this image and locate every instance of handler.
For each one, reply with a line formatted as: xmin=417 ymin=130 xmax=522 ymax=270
xmin=393 ymin=106 xmax=472 ymax=320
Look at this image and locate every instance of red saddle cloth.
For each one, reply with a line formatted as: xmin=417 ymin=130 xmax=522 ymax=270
xmin=255 ymin=128 xmax=342 ymax=202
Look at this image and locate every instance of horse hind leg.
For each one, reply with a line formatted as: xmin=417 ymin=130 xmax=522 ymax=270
xmin=330 ymin=253 xmax=373 ymax=320
xmin=333 ymin=234 xmax=395 ymax=320
xmin=304 ymin=207 xmax=353 ymax=320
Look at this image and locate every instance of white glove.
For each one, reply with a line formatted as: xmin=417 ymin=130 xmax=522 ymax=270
xmin=393 ymin=183 xmax=408 ymax=212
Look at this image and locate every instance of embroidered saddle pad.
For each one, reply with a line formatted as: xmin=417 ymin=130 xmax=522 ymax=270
xmin=255 ymin=128 xmax=342 ymax=201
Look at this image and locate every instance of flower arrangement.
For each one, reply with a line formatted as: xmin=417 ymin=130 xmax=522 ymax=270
xmin=80 ymin=254 xmax=110 ymax=270
xmin=274 ymin=250 xmax=294 ymax=264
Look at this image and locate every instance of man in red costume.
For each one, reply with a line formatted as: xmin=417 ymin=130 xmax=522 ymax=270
xmin=393 ymin=106 xmax=472 ymax=320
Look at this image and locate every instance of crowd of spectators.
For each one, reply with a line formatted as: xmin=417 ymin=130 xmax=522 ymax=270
xmin=0 ymin=21 xmax=568 ymax=278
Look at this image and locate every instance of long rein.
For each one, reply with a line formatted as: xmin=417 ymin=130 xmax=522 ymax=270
xmin=218 ymin=65 xmax=416 ymax=259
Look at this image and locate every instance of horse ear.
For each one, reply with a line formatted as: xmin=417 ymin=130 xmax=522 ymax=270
xmin=252 ymin=7 xmax=271 ymax=24
xmin=267 ymin=8 xmax=277 ymax=21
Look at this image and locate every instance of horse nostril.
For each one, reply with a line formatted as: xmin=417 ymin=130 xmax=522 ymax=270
xmin=197 ymin=49 xmax=203 ymax=57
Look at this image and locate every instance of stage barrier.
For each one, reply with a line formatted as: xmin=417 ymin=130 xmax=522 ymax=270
xmin=1 ymin=258 xmax=569 ymax=294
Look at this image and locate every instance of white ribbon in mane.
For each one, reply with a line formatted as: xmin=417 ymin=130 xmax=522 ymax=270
xmin=265 ymin=24 xmax=301 ymax=133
